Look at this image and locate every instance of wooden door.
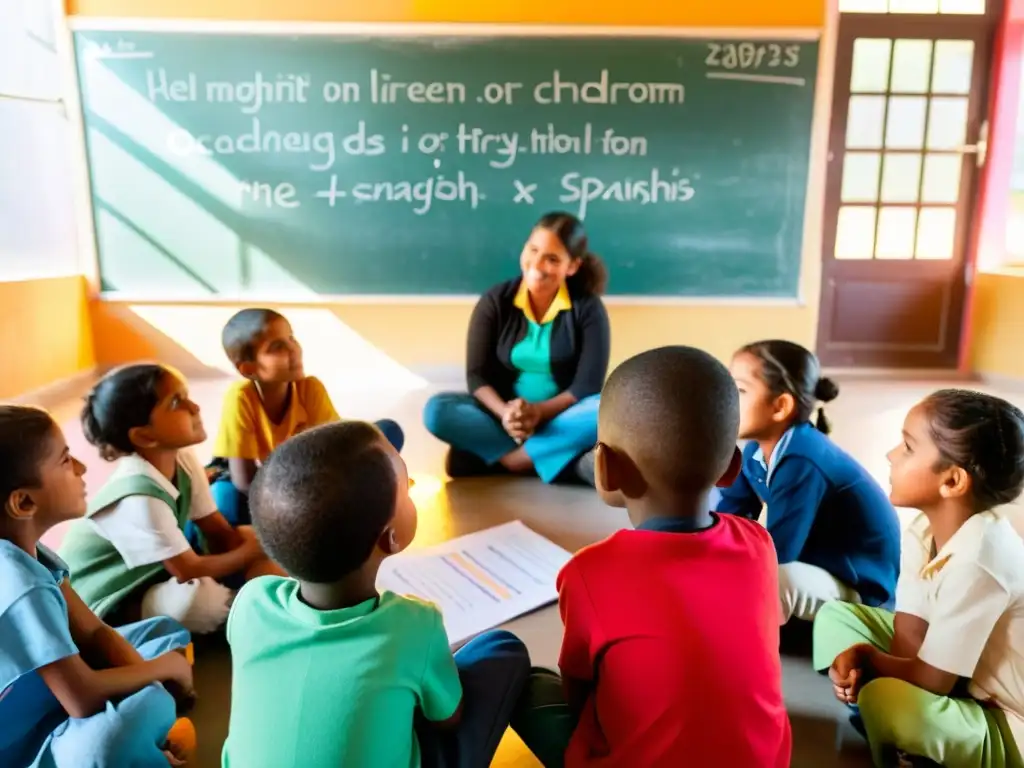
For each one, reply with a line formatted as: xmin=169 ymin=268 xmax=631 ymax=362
xmin=817 ymin=13 xmax=993 ymax=368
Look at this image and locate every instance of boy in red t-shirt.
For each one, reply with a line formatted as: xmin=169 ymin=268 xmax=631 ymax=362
xmin=512 ymin=346 xmax=792 ymax=767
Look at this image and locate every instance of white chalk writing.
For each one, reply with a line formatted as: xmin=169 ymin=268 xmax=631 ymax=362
xmin=131 ymin=53 xmax=809 ymax=217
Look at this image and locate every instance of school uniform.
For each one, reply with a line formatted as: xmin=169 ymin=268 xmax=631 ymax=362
xmin=59 ymin=451 xmax=233 ymax=634
xmin=0 ymin=540 xmax=189 ymax=767
xmin=813 ymin=511 xmax=1024 ymax=768
xmin=210 ymin=376 xmax=404 ymax=527
xmin=223 ymin=580 xmax=529 ymax=768
xmin=511 ymin=514 xmax=792 ymax=767
xmin=423 ymin=278 xmax=610 ymax=483
xmin=714 ymin=422 xmax=901 ymax=621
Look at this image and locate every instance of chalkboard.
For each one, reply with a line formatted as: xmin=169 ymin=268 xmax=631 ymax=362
xmin=72 ymin=28 xmax=819 ymax=297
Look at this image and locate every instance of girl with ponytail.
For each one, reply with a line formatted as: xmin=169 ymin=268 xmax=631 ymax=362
xmin=715 ymin=340 xmax=902 ymax=627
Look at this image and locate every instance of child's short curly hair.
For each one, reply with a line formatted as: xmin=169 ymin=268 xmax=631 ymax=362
xmin=250 ymin=420 xmax=397 ymax=583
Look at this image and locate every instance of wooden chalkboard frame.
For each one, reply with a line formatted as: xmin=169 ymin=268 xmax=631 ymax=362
xmin=63 ymin=17 xmax=825 ymax=306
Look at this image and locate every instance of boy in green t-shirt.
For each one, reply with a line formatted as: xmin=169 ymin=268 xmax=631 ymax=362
xmin=222 ymin=420 xmax=530 ymax=768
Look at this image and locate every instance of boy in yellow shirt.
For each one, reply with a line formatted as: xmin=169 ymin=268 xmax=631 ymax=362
xmin=207 ymin=309 xmax=405 ymax=531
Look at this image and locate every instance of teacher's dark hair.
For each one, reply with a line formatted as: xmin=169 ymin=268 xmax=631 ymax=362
xmin=536 ymin=211 xmax=608 ymax=296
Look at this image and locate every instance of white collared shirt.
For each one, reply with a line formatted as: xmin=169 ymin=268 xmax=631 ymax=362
xmin=897 ymin=511 xmax=1024 ymax=746
xmin=89 ymin=450 xmax=216 ymax=568
xmin=752 ymin=427 xmax=796 ymax=487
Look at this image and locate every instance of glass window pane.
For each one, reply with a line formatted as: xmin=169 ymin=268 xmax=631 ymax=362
xmin=842 ymin=153 xmax=882 ymax=202
xmin=921 ymin=154 xmax=962 ymax=203
xmin=885 ymin=96 xmax=928 ymax=149
xmin=841 ymin=154 xmax=883 ymax=204
xmin=939 ymin=0 xmax=985 ymax=12
xmin=881 ymin=154 xmax=923 ymax=203
xmin=932 ymin=41 xmax=974 ymax=94
xmin=926 ymin=97 xmax=968 ymax=150
xmin=916 ymin=208 xmax=956 ymax=259
xmin=890 ymin=40 xmax=933 ymax=94
xmin=851 ymin=39 xmax=892 ymax=93
xmin=889 ymin=0 xmax=939 ymax=10
xmin=840 ymin=0 xmax=889 ymax=9
xmin=836 ymin=207 xmax=877 ymax=260
xmin=847 ymin=96 xmax=887 ymax=149
xmin=876 ymin=207 xmax=917 ymax=259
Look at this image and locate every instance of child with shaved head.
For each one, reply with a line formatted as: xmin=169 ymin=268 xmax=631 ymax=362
xmin=513 ymin=346 xmax=792 ymax=767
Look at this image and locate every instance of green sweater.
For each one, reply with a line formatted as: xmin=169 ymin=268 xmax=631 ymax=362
xmin=60 ymin=465 xmax=192 ymax=619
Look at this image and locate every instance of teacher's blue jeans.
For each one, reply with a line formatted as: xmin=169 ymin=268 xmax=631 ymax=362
xmin=417 ymin=629 xmax=531 ymax=768
xmin=187 ymin=418 xmax=405 ymax=549
xmin=423 ymin=393 xmax=599 ymax=483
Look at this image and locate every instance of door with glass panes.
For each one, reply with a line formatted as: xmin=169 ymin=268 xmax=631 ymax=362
xmin=817 ymin=7 xmax=994 ymax=368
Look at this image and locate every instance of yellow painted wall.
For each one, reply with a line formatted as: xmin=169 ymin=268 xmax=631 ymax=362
xmin=68 ymin=0 xmax=825 ymax=27
xmin=72 ymin=0 xmax=830 ymax=376
xmin=0 ymin=276 xmax=96 ymax=399
xmin=969 ymin=272 xmax=1024 ymax=379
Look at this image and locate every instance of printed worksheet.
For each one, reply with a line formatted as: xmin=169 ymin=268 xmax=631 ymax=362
xmin=377 ymin=521 xmax=572 ymax=645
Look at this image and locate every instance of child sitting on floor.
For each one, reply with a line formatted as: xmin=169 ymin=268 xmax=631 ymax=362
xmin=815 ymin=389 xmax=1024 ymax=768
xmin=0 ymin=405 xmax=195 ymax=767
xmin=60 ymin=364 xmax=280 ymax=634
xmin=208 ymin=308 xmax=405 ymax=532
xmin=223 ymin=420 xmax=529 ymax=767
xmin=716 ymin=339 xmax=901 ymax=624
xmin=512 ymin=346 xmax=791 ymax=767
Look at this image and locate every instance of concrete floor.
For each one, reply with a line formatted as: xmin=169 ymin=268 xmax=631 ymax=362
xmin=38 ymin=372 xmax=1024 ymax=767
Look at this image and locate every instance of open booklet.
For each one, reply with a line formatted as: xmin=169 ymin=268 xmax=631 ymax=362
xmin=376 ymin=521 xmax=573 ymax=646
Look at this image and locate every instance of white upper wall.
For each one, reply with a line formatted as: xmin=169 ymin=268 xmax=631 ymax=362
xmin=0 ymin=0 xmax=80 ymax=281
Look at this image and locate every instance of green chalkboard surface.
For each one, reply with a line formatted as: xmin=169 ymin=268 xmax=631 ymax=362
xmin=73 ymin=29 xmax=818 ymax=297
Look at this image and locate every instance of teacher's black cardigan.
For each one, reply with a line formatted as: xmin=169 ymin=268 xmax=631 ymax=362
xmin=466 ymin=278 xmax=611 ymax=403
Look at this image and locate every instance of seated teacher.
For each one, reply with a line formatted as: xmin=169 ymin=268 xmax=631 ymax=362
xmin=423 ymin=211 xmax=610 ymax=485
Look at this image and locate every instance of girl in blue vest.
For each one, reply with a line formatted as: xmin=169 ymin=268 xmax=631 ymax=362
xmin=0 ymin=405 xmax=195 ymax=767
xmin=60 ymin=364 xmax=280 ymax=635
xmin=714 ymin=340 xmax=901 ymax=624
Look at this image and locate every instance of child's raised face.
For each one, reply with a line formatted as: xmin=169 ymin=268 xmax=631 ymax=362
xmin=134 ymin=370 xmax=206 ymax=452
xmin=251 ymin=317 xmax=304 ymax=384
xmin=19 ymin=424 xmax=88 ymax=527
xmin=731 ymin=352 xmax=786 ymax=440
xmin=887 ymin=402 xmax=945 ymax=509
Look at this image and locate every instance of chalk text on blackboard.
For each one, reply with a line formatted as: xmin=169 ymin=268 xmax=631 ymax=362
xmin=163 ymin=119 xmax=390 ymax=169
xmin=146 ymin=68 xmax=313 ymax=114
xmin=322 ymin=81 xmax=361 ymax=104
xmin=534 ymin=70 xmax=684 ymax=106
xmin=456 ymin=125 xmax=520 ymax=169
xmin=560 ymin=169 xmax=695 ymax=219
xmin=239 ymin=180 xmax=300 ymax=209
xmin=705 ymin=43 xmax=800 ymax=71
xmin=512 ymin=181 xmax=537 ymax=204
xmin=314 ymin=172 xmax=481 ymax=215
xmin=370 ymin=70 xmax=466 ymax=104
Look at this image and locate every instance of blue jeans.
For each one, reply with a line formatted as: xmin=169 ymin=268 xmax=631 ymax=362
xmin=5 ymin=617 xmax=190 ymax=768
xmin=423 ymin=393 xmax=599 ymax=483
xmin=417 ymin=629 xmax=531 ymax=768
xmin=189 ymin=418 xmax=405 ymax=547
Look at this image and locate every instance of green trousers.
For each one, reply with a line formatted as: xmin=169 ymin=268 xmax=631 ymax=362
xmin=509 ymin=668 xmax=577 ymax=768
xmin=813 ymin=602 xmax=1024 ymax=768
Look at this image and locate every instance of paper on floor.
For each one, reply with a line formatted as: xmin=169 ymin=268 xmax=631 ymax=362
xmin=377 ymin=521 xmax=573 ymax=646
